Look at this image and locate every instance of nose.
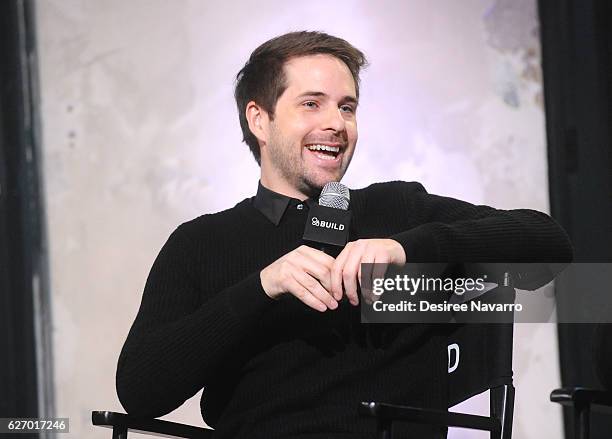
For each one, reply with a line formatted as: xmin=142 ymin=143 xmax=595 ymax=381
xmin=322 ymin=105 xmax=346 ymax=133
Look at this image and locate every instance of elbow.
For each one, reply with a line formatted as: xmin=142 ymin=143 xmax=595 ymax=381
xmin=530 ymin=210 xmax=574 ymax=263
xmin=115 ymin=351 xmax=175 ymax=418
xmin=116 ymin=391 xmax=168 ymax=419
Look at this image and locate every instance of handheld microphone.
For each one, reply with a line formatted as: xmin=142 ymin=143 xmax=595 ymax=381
xmin=302 ymin=182 xmax=352 ymax=257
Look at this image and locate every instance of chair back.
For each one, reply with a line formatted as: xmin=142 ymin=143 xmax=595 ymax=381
xmin=447 ymin=320 xmax=514 ymax=407
xmin=446 ymin=286 xmax=516 ymax=439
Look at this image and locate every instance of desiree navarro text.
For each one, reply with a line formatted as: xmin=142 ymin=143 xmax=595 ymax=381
xmin=371 ymin=300 xmax=523 ymax=313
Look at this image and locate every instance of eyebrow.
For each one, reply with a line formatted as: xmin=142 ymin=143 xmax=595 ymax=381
xmin=296 ymin=91 xmax=358 ymax=106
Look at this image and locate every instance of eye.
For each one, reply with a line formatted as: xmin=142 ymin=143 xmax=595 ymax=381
xmin=303 ymin=101 xmax=319 ymax=109
xmin=340 ymin=105 xmax=355 ymax=113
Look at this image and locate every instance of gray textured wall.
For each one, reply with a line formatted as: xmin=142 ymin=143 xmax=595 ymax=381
xmin=35 ymin=0 xmax=562 ymax=437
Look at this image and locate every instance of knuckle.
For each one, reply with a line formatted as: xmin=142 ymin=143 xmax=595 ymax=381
xmin=315 ymin=287 xmax=328 ymax=299
xmin=294 ymin=288 xmax=306 ymax=299
xmin=305 ymin=279 xmax=318 ymax=290
xmin=343 ymin=271 xmax=353 ymax=283
xmin=316 ymin=266 xmax=330 ymax=280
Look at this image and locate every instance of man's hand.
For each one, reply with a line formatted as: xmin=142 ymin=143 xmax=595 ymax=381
xmin=331 ymin=239 xmax=406 ymax=306
xmin=260 ymin=245 xmax=338 ymax=312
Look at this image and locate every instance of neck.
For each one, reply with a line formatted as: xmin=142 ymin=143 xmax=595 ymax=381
xmin=260 ymin=171 xmax=309 ymax=201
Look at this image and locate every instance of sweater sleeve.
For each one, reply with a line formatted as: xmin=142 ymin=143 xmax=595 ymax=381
xmin=116 ymin=225 xmax=275 ymax=418
xmin=388 ymin=182 xmax=573 ymax=284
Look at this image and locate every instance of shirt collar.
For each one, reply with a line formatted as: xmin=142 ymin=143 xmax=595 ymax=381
xmin=252 ymin=181 xmax=317 ymax=225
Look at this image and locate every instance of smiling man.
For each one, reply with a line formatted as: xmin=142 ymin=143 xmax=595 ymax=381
xmin=116 ymin=31 xmax=572 ymax=438
xmin=249 ymin=53 xmax=358 ymax=199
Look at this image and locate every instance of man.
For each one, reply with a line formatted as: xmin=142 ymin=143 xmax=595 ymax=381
xmin=116 ymin=31 xmax=572 ymax=438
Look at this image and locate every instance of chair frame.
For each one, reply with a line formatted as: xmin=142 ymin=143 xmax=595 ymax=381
xmin=550 ymin=387 xmax=612 ymax=439
xmin=91 ymin=411 xmax=212 ymax=439
xmin=359 ymin=383 xmax=515 ymax=439
xmin=93 ymin=383 xmax=514 ymax=439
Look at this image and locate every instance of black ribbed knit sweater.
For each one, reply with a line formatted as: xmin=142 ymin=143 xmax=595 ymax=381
xmin=116 ymin=181 xmax=572 ymax=439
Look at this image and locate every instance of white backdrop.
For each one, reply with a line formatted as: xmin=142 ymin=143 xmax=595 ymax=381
xmin=35 ymin=0 xmax=562 ymax=437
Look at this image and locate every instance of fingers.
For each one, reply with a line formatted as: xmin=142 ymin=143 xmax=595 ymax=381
xmin=331 ymin=243 xmax=351 ymax=301
xmin=332 ymin=241 xmax=363 ymax=306
xmin=365 ymin=252 xmax=390 ymax=305
xmin=332 ymin=239 xmax=398 ymax=306
xmin=292 ymin=269 xmax=338 ymax=311
xmin=297 ymin=245 xmax=336 ymax=267
xmin=263 ymin=242 xmax=400 ymax=312
xmin=359 ymin=252 xmax=375 ymax=305
xmin=261 ymin=245 xmax=337 ymax=311
xmin=285 ymin=273 xmax=328 ymax=312
xmin=293 ymin=246 xmax=334 ymax=293
xmin=372 ymin=253 xmax=390 ymax=285
xmin=342 ymin=244 xmax=364 ymax=306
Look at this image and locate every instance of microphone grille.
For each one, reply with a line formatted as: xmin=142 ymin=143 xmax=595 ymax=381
xmin=319 ymin=182 xmax=350 ymax=210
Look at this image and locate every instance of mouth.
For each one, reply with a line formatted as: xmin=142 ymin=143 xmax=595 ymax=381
xmin=304 ymin=143 xmax=343 ymax=162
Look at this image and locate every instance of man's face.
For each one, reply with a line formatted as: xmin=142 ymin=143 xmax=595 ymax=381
xmin=260 ymin=54 xmax=358 ymax=198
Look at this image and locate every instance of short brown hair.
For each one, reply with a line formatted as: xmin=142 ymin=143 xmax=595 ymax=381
xmin=234 ymin=31 xmax=368 ymax=164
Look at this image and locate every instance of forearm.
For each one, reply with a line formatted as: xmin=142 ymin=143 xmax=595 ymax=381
xmin=116 ymin=222 xmax=275 ymax=417
xmin=382 ymin=182 xmax=572 ymax=289
xmin=116 ymin=270 xmax=272 ymax=417
xmin=392 ymin=208 xmax=573 ymax=263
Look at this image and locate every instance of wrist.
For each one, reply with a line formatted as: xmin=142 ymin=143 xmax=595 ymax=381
xmin=260 ymin=267 xmax=280 ymax=300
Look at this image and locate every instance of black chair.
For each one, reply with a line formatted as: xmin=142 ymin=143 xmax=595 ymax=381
xmin=550 ymin=324 xmax=612 ymax=439
xmin=360 ymin=323 xmax=515 ymax=439
xmin=93 ymin=288 xmax=516 ymax=439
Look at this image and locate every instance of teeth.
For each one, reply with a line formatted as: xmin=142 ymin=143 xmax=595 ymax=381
xmin=306 ymin=144 xmax=340 ymax=153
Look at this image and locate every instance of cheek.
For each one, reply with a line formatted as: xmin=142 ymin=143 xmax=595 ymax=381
xmin=299 ymin=123 xmax=323 ymax=143
xmin=347 ymin=122 xmax=358 ymax=144
xmin=280 ymin=114 xmax=314 ymax=141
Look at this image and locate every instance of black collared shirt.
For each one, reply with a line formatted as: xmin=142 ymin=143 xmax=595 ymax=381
xmin=252 ymin=181 xmax=317 ymax=226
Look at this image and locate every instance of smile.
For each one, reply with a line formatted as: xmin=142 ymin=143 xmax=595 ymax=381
xmin=305 ymin=144 xmax=341 ymax=161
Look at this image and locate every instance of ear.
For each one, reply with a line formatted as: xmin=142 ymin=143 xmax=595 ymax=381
xmin=245 ymin=101 xmax=269 ymax=146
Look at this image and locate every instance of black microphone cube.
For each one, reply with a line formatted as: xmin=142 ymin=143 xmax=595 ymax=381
xmin=302 ymin=204 xmax=352 ymax=247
